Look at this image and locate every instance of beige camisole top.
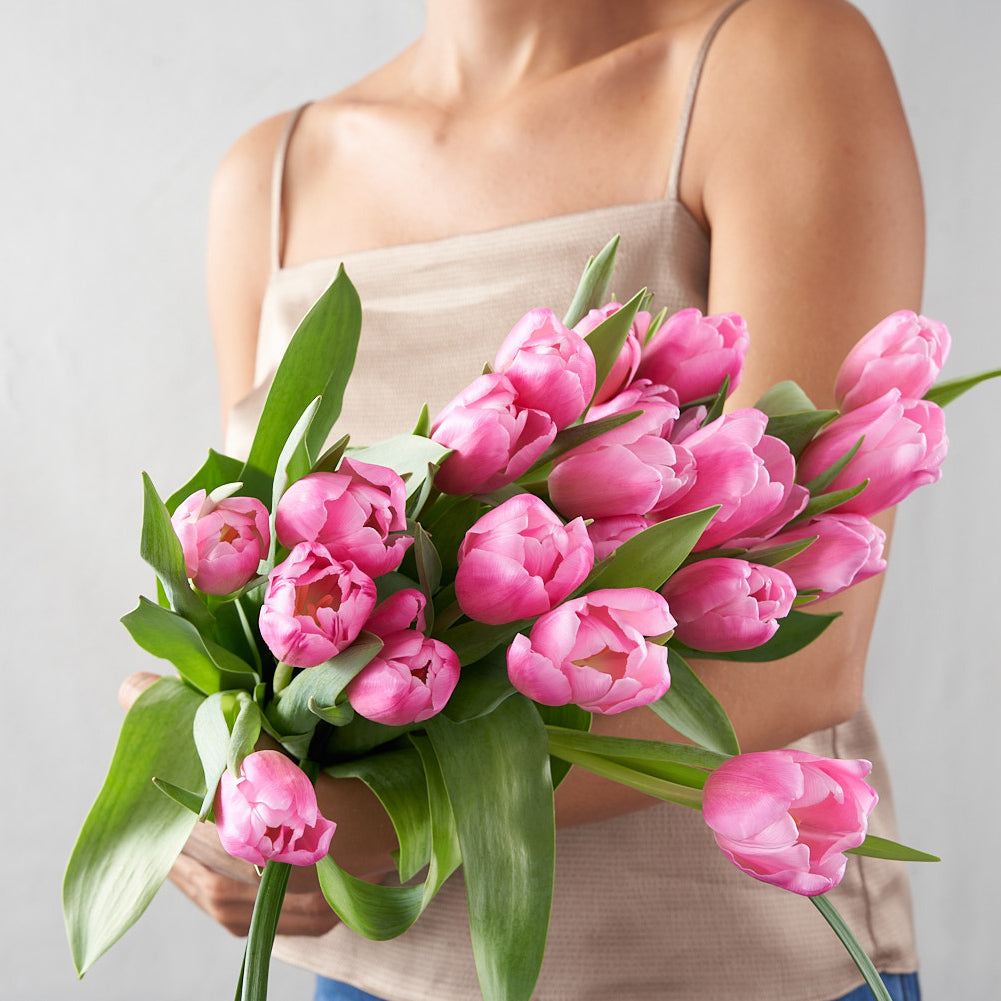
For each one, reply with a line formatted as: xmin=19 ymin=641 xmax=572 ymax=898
xmin=225 ymin=3 xmax=918 ymax=998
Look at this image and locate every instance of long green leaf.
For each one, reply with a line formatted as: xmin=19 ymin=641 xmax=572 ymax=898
xmin=165 ymin=450 xmax=272 ymax=513
xmin=139 ymin=473 xmax=213 ymax=630
xmin=583 ymin=288 xmax=644 ymax=401
xmin=441 ymin=646 xmax=517 ymax=722
xmin=846 ymin=834 xmax=940 ymax=863
xmin=562 ymin=235 xmax=620 ymax=327
xmin=245 ymin=266 xmax=362 ymax=478
xmin=810 ymin=895 xmax=893 ymax=1001
xmin=350 ymin=435 xmax=451 ymax=499
xmin=646 ymin=649 xmax=740 ymax=756
xmin=924 ymin=367 xmax=1001 ymax=406
xmin=581 ymin=507 xmax=718 ymax=593
xmin=121 ymin=597 xmax=256 ymax=695
xmin=527 ymin=411 xmax=641 ymax=472
xmin=535 ymin=705 xmax=591 ymax=787
xmin=426 ymin=696 xmax=554 ymax=1001
xmin=765 ymin=411 xmax=838 ymax=457
xmin=545 ymin=726 xmax=728 ymax=770
xmin=63 ymin=677 xmax=204 ymax=974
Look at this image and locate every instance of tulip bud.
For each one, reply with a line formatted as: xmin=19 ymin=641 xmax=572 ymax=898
xmin=275 ymin=460 xmax=412 ymax=578
xmin=637 ymin=308 xmax=749 ymax=404
xmin=214 ymin=750 xmax=337 ymax=866
xmin=259 ymin=542 xmax=377 ymax=668
xmin=835 ymin=310 xmax=951 ymax=411
xmin=493 ymin=309 xmax=597 ymax=429
xmin=506 ymin=588 xmax=675 ymax=714
xmin=573 ymin=302 xmax=648 ymax=404
xmin=171 ymin=488 xmax=270 ymax=595
xmin=456 ymin=495 xmax=594 ymax=625
xmin=702 ymin=749 xmax=878 ymax=896
xmin=659 ymin=558 xmax=796 ymax=652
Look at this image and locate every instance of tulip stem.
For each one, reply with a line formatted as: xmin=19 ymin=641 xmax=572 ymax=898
xmin=809 ymin=895 xmax=892 ymax=1001
xmin=240 ymin=860 xmax=292 ymax=1001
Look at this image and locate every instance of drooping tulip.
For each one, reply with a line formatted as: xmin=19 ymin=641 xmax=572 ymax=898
xmin=702 ymin=749 xmax=878 ymax=896
xmin=214 ymin=750 xmax=336 ymax=866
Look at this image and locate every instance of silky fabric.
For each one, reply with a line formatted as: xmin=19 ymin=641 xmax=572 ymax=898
xmin=223 ymin=4 xmax=918 ymax=998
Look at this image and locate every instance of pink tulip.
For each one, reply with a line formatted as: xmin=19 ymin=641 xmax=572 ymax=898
xmin=573 ymin=303 xmax=649 ymax=404
xmin=259 ymin=542 xmax=377 ymax=668
xmin=660 ymin=558 xmax=796 ymax=652
xmin=702 ymin=749 xmax=878 ymax=896
xmin=755 ymin=514 xmax=886 ymax=600
xmin=662 ymin=409 xmax=807 ymax=551
xmin=431 ymin=373 xmax=557 ymax=495
xmin=549 ymin=435 xmax=696 ymax=521
xmin=506 ymin=588 xmax=675 ymax=714
xmin=493 ymin=309 xmax=597 ymax=429
xmin=275 ymin=460 xmax=412 ymax=578
xmin=214 ymin=750 xmax=336 ymax=866
xmin=171 ymin=489 xmax=270 ymax=595
xmin=364 ymin=588 xmax=428 ymax=637
xmin=835 ymin=310 xmax=951 ymax=411
xmin=637 ymin=308 xmax=749 ymax=404
xmin=586 ymin=379 xmax=681 ymax=444
xmin=586 ymin=514 xmax=653 ymax=560
xmin=345 ymin=629 xmax=460 ymax=726
xmin=455 ymin=495 xmax=594 ymax=625
xmin=797 ymin=390 xmax=948 ymax=516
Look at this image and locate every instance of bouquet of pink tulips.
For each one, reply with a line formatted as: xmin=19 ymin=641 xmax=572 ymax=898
xmin=64 ymin=239 xmax=999 ymax=1001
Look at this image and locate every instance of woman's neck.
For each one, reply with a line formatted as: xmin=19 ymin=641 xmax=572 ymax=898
xmin=410 ymin=0 xmax=684 ymax=104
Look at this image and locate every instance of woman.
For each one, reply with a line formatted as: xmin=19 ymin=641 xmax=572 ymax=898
xmin=123 ymin=0 xmax=924 ymax=997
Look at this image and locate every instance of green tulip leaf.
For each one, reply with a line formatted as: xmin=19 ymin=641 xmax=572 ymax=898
xmin=803 ymin=436 xmax=865 ymax=495
xmin=581 ymin=507 xmax=718 ymax=593
xmin=121 ymin=597 xmax=256 ymax=695
xmin=546 ymin=726 xmax=728 ymax=771
xmin=311 ymin=434 xmax=351 ymax=474
xmin=745 ymin=536 xmax=817 ymax=567
xmin=150 ymin=778 xmax=204 ymax=816
xmin=193 ymin=692 xmax=234 ymax=818
xmin=165 ymin=450 xmax=272 ymax=513
xmin=441 ymin=646 xmax=517 ymax=722
xmin=534 ymin=704 xmax=592 ymax=787
xmin=438 ymin=617 xmax=532 ymax=668
xmin=643 ymin=306 xmax=668 ymax=346
xmin=765 ymin=411 xmax=839 ymax=457
xmin=425 ymin=696 xmax=554 ymax=1001
xmin=245 ymin=266 xmax=362 ymax=479
xmin=266 ymin=633 xmax=383 ymax=738
xmin=846 ymin=834 xmax=940 ymax=863
xmin=140 ymin=473 xmax=214 ymax=631
xmin=413 ymin=522 xmax=443 ymax=605
xmin=755 ymin=380 xmax=819 ymax=417
xmin=350 ymin=435 xmax=451 ymax=500
xmin=563 ymin=235 xmax=620 ymax=328
xmin=700 ymin=376 xmax=731 ymax=426
xmin=527 ymin=410 xmax=641 ymax=473
xmin=583 ymin=288 xmax=645 ymax=404
xmin=412 ymin=403 xmax=431 ymax=438
xmin=924 ymin=366 xmax=1001 ymax=406
xmin=794 ymin=481 xmax=870 ymax=522
xmin=307 ymin=697 xmax=356 ymax=727
xmin=646 ymin=649 xmax=740 ymax=756
xmin=63 ymin=677 xmax=204 ymax=975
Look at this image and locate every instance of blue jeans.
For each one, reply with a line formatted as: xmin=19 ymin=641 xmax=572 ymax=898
xmin=314 ymin=971 xmax=921 ymax=1000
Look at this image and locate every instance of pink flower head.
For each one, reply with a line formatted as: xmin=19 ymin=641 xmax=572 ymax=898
xmin=663 ymin=409 xmax=808 ymax=551
xmin=431 ymin=373 xmax=557 ymax=495
xmin=214 ymin=750 xmax=336 ymax=866
xmin=586 ymin=379 xmax=681 ymax=445
xmin=637 ymin=308 xmax=749 ymax=404
xmin=835 ymin=310 xmax=951 ymax=412
xmin=659 ymin=558 xmax=796 ymax=652
xmin=702 ymin=749 xmax=878 ymax=896
xmin=456 ymin=495 xmax=594 ymax=625
xmin=797 ymin=390 xmax=948 ymax=516
xmin=364 ymin=588 xmax=428 ymax=638
xmin=586 ymin=514 xmax=654 ymax=561
xmin=275 ymin=460 xmax=412 ymax=578
xmin=493 ymin=309 xmax=597 ymax=429
xmin=573 ymin=302 xmax=649 ymax=405
xmin=549 ymin=436 xmax=696 ymax=521
xmin=755 ymin=513 xmax=886 ymax=601
xmin=259 ymin=542 xmax=377 ymax=668
xmin=171 ymin=489 xmax=270 ymax=595
xmin=506 ymin=588 xmax=675 ymax=714
xmin=345 ymin=629 xmax=460 ymax=726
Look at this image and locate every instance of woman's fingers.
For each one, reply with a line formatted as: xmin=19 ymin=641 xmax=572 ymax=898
xmin=117 ymin=671 xmax=161 ymax=711
xmin=168 ymin=852 xmax=339 ymax=938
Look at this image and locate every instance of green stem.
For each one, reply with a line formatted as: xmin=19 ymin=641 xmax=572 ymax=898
xmin=809 ymin=895 xmax=892 ymax=1001
xmin=240 ymin=860 xmax=292 ymax=1001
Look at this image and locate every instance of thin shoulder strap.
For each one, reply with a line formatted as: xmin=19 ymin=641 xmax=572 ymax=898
xmin=270 ymin=102 xmax=312 ymax=272
xmin=665 ymin=0 xmax=751 ymax=200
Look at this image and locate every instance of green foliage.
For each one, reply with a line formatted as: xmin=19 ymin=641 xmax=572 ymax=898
xmin=562 ymin=235 xmax=620 ymax=327
xmin=924 ymin=367 xmax=1001 ymax=406
xmin=582 ymin=288 xmax=645 ymax=402
xmin=672 ymin=609 xmax=839 ymax=663
xmin=63 ymin=678 xmax=204 ymax=975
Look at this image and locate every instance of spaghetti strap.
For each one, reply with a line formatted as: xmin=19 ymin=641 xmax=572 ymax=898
xmin=665 ymin=0 xmax=751 ymax=200
xmin=270 ymin=102 xmax=312 ymax=272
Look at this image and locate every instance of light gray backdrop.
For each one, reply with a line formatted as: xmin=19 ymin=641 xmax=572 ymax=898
xmin=3 ymin=2 xmax=997 ymax=999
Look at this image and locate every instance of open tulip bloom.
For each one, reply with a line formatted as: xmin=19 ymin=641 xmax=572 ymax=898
xmin=64 ymin=240 xmax=999 ymax=1001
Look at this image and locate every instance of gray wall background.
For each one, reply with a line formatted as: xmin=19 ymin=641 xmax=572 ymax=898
xmin=3 ymin=2 xmax=997 ymax=998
